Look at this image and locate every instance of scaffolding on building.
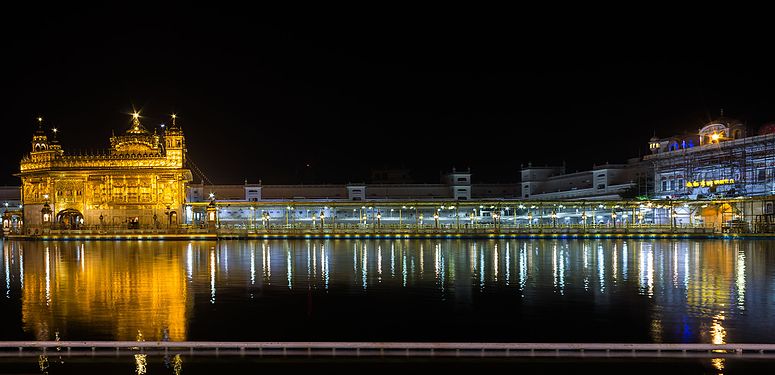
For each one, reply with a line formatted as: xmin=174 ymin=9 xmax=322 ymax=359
xmin=647 ymin=132 xmax=775 ymax=233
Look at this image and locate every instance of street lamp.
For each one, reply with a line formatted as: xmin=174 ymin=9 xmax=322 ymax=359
xmin=377 ymin=211 xmax=382 ymax=228
xmin=611 ymin=211 xmax=617 ymax=228
xmin=320 ymin=211 xmax=325 ymax=227
xmin=581 ymin=212 xmax=587 ymax=228
xmin=434 ymin=210 xmax=439 ymax=229
xmin=550 ymin=211 xmax=557 ymax=227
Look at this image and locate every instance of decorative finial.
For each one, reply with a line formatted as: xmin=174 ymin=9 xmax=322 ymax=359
xmin=131 ymin=111 xmax=141 ymax=129
xmin=171 ymin=113 xmax=177 ymax=127
xmin=37 ymin=116 xmax=43 ymax=129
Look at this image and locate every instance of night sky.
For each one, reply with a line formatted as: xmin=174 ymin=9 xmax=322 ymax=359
xmin=3 ymin=8 xmax=775 ymax=186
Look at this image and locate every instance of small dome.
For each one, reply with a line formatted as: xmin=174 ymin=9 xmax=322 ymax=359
xmin=759 ymin=122 xmax=775 ymax=135
xmin=706 ymin=116 xmax=744 ymax=127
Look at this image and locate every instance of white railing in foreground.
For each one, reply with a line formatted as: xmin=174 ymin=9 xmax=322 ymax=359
xmin=2 ymin=341 xmax=775 ymax=358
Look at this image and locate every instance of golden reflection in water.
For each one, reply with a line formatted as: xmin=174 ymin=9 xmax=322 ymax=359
xmin=711 ymin=357 xmax=725 ymax=373
xmin=21 ymin=242 xmax=189 ymax=341
xmin=38 ymin=354 xmax=48 ymax=373
xmin=134 ymin=353 xmax=147 ymax=375
xmin=172 ymin=354 xmax=183 ymax=375
xmin=711 ymin=313 xmax=726 ymax=345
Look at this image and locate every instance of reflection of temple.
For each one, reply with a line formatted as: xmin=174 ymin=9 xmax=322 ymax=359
xmin=20 ymin=242 xmax=189 ymax=341
xmin=18 ymin=114 xmax=191 ymax=229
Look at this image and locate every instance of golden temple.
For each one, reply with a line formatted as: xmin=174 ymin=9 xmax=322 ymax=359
xmin=18 ymin=113 xmax=191 ymax=230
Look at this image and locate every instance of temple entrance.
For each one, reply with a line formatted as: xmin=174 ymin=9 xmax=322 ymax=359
xmin=56 ymin=209 xmax=84 ymax=230
xmin=2 ymin=212 xmax=23 ymax=235
xmin=168 ymin=211 xmax=178 ymax=226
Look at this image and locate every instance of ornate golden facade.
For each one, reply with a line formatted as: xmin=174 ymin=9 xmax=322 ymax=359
xmin=18 ymin=115 xmax=192 ymax=228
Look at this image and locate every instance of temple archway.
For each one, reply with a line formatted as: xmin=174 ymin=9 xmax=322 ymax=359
xmin=168 ymin=211 xmax=178 ymax=226
xmin=56 ymin=209 xmax=84 ymax=230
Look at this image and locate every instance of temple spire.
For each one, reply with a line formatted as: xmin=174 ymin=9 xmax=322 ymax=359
xmin=132 ymin=111 xmax=141 ymax=129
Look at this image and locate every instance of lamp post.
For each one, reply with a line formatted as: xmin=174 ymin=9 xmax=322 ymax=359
xmin=434 ymin=210 xmax=439 ymax=229
xmin=320 ymin=211 xmax=325 ymax=228
xmin=581 ymin=212 xmax=587 ymax=229
xmin=492 ymin=211 xmax=500 ymax=229
xmin=419 ymin=213 xmax=424 ymax=228
xmin=312 ymin=211 xmax=318 ymax=229
xmin=611 ymin=211 xmax=617 ymax=228
xmin=377 ymin=211 xmax=382 ymax=228
xmin=527 ymin=212 xmax=533 ymax=227
xmin=286 ymin=206 xmax=291 ymax=226
xmin=550 ymin=211 xmax=557 ymax=228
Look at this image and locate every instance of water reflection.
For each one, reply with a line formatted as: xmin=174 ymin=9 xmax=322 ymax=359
xmin=1 ymin=238 xmax=774 ymax=343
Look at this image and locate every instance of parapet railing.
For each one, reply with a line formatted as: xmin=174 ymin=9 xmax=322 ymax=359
xmin=2 ymin=341 xmax=775 ymax=359
xmin=6 ymin=223 xmax=727 ymax=237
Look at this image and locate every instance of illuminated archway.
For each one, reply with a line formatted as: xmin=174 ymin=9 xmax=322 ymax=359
xmin=56 ymin=209 xmax=84 ymax=230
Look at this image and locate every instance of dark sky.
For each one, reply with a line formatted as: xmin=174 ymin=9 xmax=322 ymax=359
xmin=3 ymin=7 xmax=775 ymax=185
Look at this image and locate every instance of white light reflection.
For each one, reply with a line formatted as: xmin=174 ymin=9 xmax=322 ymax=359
xmin=597 ymin=244 xmax=605 ymax=293
xmin=186 ymin=243 xmax=193 ymax=281
xmin=440 ymin=244 xmax=446 ymax=293
xmin=493 ymin=244 xmax=499 ymax=282
xmin=519 ymin=244 xmax=527 ymax=294
xmin=434 ymin=243 xmax=440 ymax=280
xmin=479 ymin=245 xmax=485 ymax=289
xmin=307 ymin=242 xmax=311 ymax=282
xmin=736 ymin=247 xmax=746 ymax=310
xmin=582 ymin=243 xmax=589 ymax=291
xmin=18 ymin=247 xmax=23 ymax=290
xmin=263 ymin=242 xmax=271 ymax=284
xmin=684 ymin=244 xmax=690 ymax=290
xmin=223 ymin=244 xmax=228 ymax=274
xmin=322 ymin=242 xmax=329 ymax=290
xmin=672 ymin=243 xmax=678 ymax=288
xmin=622 ymin=242 xmax=628 ymax=280
xmin=210 ymin=247 xmax=216 ymax=304
xmin=377 ymin=244 xmax=382 ymax=281
xmin=390 ymin=243 xmax=395 ymax=277
xmin=250 ymin=244 xmax=256 ymax=285
xmin=402 ymin=246 xmax=407 ymax=287
xmin=419 ymin=243 xmax=424 ymax=275
xmin=505 ymin=242 xmax=510 ymax=286
xmin=353 ymin=243 xmax=358 ymax=277
xmin=558 ymin=243 xmax=565 ymax=294
xmin=645 ymin=245 xmax=654 ymax=297
xmin=612 ymin=243 xmax=618 ymax=282
xmin=552 ymin=243 xmax=558 ymax=290
xmin=287 ymin=247 xmax=293 ymax=289
xmin=361 ymin=243 xmax=368 ymax=290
